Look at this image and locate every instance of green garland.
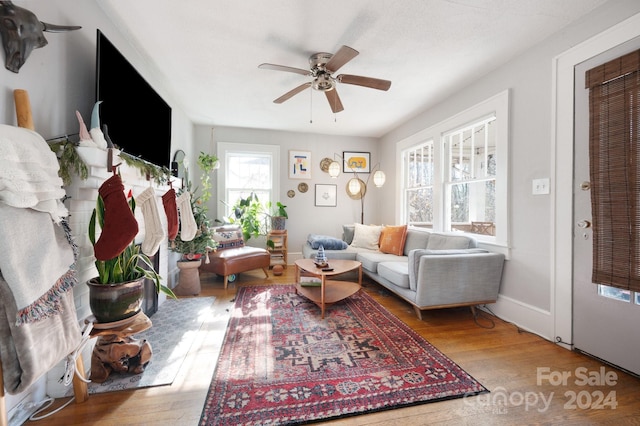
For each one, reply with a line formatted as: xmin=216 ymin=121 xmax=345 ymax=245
xmin=48 ymin=139 xmax=89 ymax=186
xmin=118 ymin=151 xmax=172 ymax=185
xmin=48 ymin=141 xmax=172 ymax=186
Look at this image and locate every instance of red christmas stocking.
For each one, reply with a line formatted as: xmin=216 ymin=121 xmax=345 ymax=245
xmin=162 ymin=188 xmax=179 ymax=241
xmin=94 ymin=174 xmax=139 ymax=261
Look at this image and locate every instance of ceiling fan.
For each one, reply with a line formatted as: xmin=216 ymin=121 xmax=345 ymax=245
xmin=258 ymin=45 xmax=391 ymax=113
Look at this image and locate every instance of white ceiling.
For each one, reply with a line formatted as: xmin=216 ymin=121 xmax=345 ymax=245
xmin=98 ymin=0 xmax=607 ymax=138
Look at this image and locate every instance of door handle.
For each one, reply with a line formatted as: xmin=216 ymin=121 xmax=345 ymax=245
xmin=577 ymin=220 xmax=591 ymax=228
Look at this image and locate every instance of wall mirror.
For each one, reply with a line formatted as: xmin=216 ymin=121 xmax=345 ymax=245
xmin=172 ymin=150 xmax=187 ymax=181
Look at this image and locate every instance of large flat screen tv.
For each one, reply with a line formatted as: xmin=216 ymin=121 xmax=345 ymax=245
xmin=96 ymin=29 xmax=172 ymax=168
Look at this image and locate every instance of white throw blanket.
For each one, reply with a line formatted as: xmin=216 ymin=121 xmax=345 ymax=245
xmin=0 ymin=125 xmax=81 ymax=394
xmin=0 ymin=203 xmax=76 ymax=325
xmin=0 ymin=124 xmax=68 ymax=223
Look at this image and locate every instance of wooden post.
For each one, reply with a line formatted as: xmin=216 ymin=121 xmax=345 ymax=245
xmin=1 ymin=358 xmax=7 ymax=426
xmin=72 ymin=356 xmax=89 ymax=403
xmin=13 ymin=89 xmax=35 ymax=130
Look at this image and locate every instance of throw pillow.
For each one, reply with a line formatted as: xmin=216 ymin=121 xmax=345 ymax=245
xmin=379 ymin=225 xmax=408 ymax=256
xmin=212 ymin=225 xmax=244 ymax=250
xmin=342 ymin=224 xmax=355 ymax=245
xmin=307 ymin=234 xmax=348 ymax=250
xmin=350 ymin=223 xmax=383 ymax=250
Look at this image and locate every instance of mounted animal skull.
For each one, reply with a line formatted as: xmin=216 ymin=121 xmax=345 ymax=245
xmin=0 ymin=1 xmax=80 ymax=73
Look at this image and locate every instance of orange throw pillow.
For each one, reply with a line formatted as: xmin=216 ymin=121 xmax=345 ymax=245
xmin=379 ymin=225 xmax=408 ymax=256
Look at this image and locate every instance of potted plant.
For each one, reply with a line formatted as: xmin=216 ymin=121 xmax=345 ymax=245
xmin=225 ymin=192 xmax=267 ymax=242
xmin=196 ymin=151 xmax=219 ymax=204
xmin=266 ymin=200 xmax=288 ymax=231
xmin=88 ymin=177 xmax=176 ymax=323
xmin=170 ymin=182 xmax=217 ymax=296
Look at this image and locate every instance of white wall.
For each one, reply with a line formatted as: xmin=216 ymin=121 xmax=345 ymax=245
xmin=380 ymin=0 xmax=640 ymax=339
xmin=193 ymin=125 xmax=379 ymax=258
xmin=0 ymin=0 xmax=195 ymax=415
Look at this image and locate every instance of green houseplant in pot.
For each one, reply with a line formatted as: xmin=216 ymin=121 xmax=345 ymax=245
xmin=88 ymin=175 xmax=175 ymax=323
xmin=170 ymin=183 xmax=217 ymax=296
xmin=266 ymin=200 xmax=288 ymax=231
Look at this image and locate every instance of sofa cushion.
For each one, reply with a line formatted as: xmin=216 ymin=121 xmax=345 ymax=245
xmin=357 ymin=251 xmax=406 ymax=274
xmin=307 ymin=234 xmax=348 ymax=250
xmin=342 ymin=224 xmax=355 ymax=245
xmin=426 ymin=233 xmax=474 ymax=250
xmin=378 ymin=261 xmax=410 ymax=289
xmin=403 ymin=228 xmax=431 ymax=255
xmin=350 ymin=223 xmax=383 ymax=250
xmin=212 ymin=225 xmax=244 ymax=250
xmin=379 ymin=225 xmax=408 ymax=256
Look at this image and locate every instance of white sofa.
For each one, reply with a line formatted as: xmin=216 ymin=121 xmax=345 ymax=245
xmin=302 ymin=224 xmax=505 ymax=319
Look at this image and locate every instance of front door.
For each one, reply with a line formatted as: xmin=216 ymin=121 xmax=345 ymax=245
xmin=572 ymin=39 xmax=640 ymax=376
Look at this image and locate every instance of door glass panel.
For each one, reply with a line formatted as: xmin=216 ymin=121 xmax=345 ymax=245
xmin=597 ymin=285 xmax=631 ymax=302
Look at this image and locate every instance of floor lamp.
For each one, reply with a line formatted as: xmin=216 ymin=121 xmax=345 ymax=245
xmin=327 ymin=156 xmax=385 ymax=224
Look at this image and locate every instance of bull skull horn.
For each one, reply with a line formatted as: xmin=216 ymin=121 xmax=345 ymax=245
xmin=40 ymin=22 xmax=82 ymax=33
xmin=0 ymin=1 xmax=81 ymax=72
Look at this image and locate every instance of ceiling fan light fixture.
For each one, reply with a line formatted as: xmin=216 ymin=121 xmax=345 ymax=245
xmin=312 ymin=73 xmax=335 ymax=91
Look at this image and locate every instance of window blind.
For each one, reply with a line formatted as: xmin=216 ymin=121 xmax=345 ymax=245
xmin=585 ymin=49 xmax=640 ymax=292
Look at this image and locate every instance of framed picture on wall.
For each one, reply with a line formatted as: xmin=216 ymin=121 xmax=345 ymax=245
xmin=343 ymin=151 xmax=370 ymax=173
xmin=315 ymin=184 xmax=337 ymax=207
xmin=289 ymin=150 xmax=312 ymax=179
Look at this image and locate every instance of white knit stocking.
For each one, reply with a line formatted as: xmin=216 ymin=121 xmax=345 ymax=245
xmin=137 ymin=187 xmax=165 ymax=256
xmin=176 ymin=191 xmax=197 ymax=241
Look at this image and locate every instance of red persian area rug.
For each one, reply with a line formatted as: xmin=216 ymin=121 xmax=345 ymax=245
xmin=200 ymin=285 xmax=488 ymax=425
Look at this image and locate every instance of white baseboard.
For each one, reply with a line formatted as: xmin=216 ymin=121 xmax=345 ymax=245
xmin=484 ymin=294 xmax=556 ymax=343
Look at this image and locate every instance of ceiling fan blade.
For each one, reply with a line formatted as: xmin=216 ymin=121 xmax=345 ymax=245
xmin=325 ymin=45 xmax=359 ymax=73
xmin=338 ymin=74 xmax=392 ymax=91
xmin=259 ymin=63 xmax=310 ymax=76
xmin=325 ymin=88 xmax=344 ymax=113
xmin=274 ymin=82 xmax=312 ymax=104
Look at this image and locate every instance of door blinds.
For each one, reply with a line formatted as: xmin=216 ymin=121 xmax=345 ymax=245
xmin=585 ymin=49 xmax=640 ymax=292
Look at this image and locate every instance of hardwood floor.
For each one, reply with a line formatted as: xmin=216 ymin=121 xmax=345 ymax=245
xmin=33 ymin=267 xmax=640 ymax=425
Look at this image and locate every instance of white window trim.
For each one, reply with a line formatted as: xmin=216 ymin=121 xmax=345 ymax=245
xmin=396 ymin=89 xmax=510 ymax=257
xmin=216 ymin=142 xmax=280 ymax=221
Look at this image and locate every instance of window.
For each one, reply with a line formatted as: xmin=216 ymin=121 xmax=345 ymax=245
xmin=444 ymin=116 xmax=496 ymax=236
xmin=403 ymin=141 xmax=435 ymax=228
xmin=216 ymin=142 xmax=280 ymax=221
xmin=397 ymin=90 xmax=509 ymax=254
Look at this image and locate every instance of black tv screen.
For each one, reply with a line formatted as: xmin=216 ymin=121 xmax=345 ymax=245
xmin=96 ymin=29 xmax=172 ymax=168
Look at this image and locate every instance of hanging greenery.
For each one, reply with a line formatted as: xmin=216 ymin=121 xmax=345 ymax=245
xmin=196 ymin=152 xmax=219 ymax=204
xmin=48 ymin=140 xmax=172 ymax=186
xmin=48 ymin=139 xmax=89 ymax=186
xmin=118 ymin=151 xmax=172 ymax=185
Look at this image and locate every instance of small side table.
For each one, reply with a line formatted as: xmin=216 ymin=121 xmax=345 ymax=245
xmin=268 ymin=230 xmax=288 ymax=268
xmin=294 ymin=259 xmax=362 ymax=319
xmin=89 ymin=311 xmax=152 ymax=383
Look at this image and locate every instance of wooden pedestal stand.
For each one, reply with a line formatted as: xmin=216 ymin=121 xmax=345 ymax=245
xmin=89 ymin=312 xmax=152 ymax=383
xmin=174 ymin=259 xmax=202 ymax=296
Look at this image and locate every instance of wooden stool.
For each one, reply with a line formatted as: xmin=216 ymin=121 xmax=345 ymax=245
xmin=89 ymin=312 xmax=152 ymax=383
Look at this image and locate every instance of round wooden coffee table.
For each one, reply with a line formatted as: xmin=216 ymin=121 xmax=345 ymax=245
xmin=294 ymin=258 xmax=362 ymax=318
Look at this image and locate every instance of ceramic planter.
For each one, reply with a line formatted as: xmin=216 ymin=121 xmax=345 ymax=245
xmin=87 ymin=277 xmax=145 ymax=323
xmin=271 ymin=216 xmax=286 ymax=231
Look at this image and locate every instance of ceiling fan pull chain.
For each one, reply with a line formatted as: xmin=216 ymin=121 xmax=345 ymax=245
xmin=309 ymin=88 xmax=313 ymax=124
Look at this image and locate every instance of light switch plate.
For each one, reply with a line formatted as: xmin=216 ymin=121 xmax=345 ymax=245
xmin=532 ymin=178 xmax=550 ymax=195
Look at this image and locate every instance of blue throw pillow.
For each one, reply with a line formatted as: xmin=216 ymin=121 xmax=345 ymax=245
xmin=307 ymin=234 xmax=348 ymax=250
